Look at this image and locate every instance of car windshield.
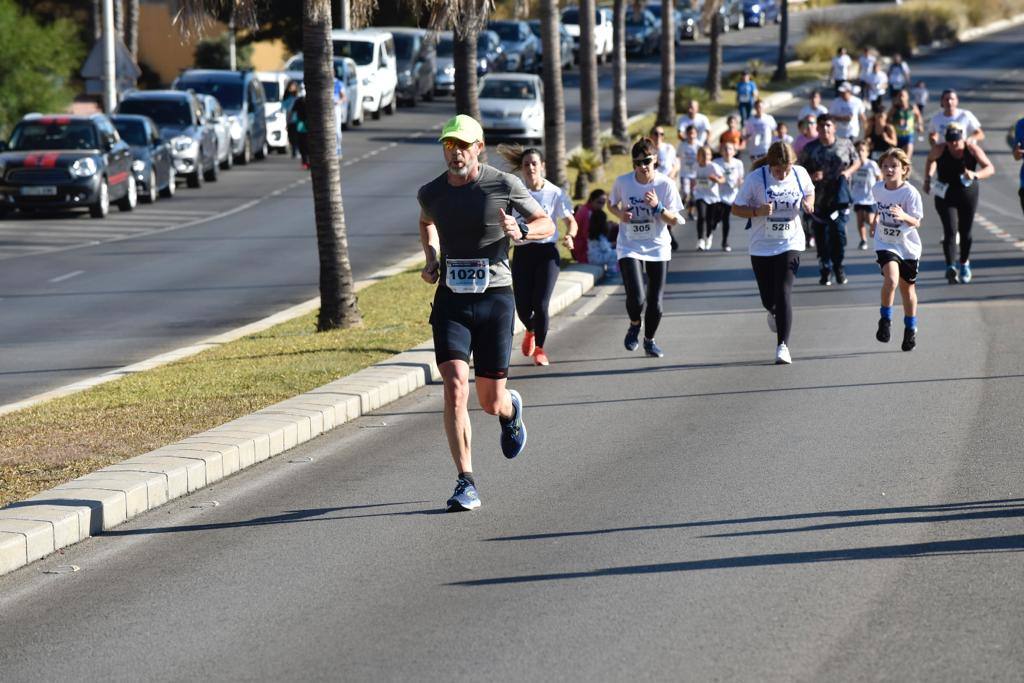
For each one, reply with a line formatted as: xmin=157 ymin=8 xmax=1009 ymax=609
xmin=113 ymin=120 xmax=148 ymax=146
xmin=333 ymin=39 xmax=375 ymax=66
xmin=9 ymin=121 xmax=98 ymax=151
xmin=626 ymin=10 xmax=646 ymax=25
xmin=528 ymin=22 xmax=541 ymax=37
xmin=561 ymin=8 xmax=602 ymax=24
xmin=436 ymin=38 xmax=453 ymax=57
xmin=176 ymin=79 xmax=243 ymax=110
xmin=489 ymin=23 xmax=520 ymax=41
xmin=119 ymin=99 xmax=193 ymax=127
xmin=261 ymin=81 xmax=281 ymax=101
xmin=480 ymin=79 xmax=535 ymax=100
xmin=647 ymin=5 xmax=662 ymax=19
xmin=393 ymin=34 xmax=415 ymax=61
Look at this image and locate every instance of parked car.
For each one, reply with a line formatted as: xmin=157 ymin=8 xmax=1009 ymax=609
xmin=380 ymin=27 xmax=436 ymax=105
xmin=716 ymin=0 xmax=746 ymax=31
xmin=646 ymin=2 xmax=687 ymax=44
xmin=527 ymin=20 xmax=574 ymax=70
xmin=678 ymin=5 xmax=703 ymax=40
xmin=477 ymin=73 xmax=544 ymax=144
xmin=256 ymin=71 xmax=292 ymax=153
xmin=110 ymin=114 xmax=175 ymax=203
xmin=332 ymin=29 xmax=398 ymax=120
xmin=477 ymin=30 xmax=506 ymax=76
xmin=0 ymin=113 xmax=136 ymax=218
xmin=118 ymin=90 xmax=219 ymax=188
xmin=172 ymin=69 xmax=268 ymax=165
xmin=561 ymin=6 xmax=614 ymax=64
xmin=487 ymin=20 xmax=540 ymax=73
xmin=742 ymin=0 xmax=780 ymax=27
xmin=624 ymin=7 xmax=661 ymax=56
xmin=434 ymin=32 xmax=456 ymax=96
xmin=284 ymin=55 xmax=364 ymax=128
xmin=198 ymin=94 xmax=233 ymax=169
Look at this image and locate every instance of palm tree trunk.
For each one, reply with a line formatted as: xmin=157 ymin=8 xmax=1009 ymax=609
xmin=578 ymin=0 xmax=600 ymax=154
xmin=611 ymin=0 xmax=627 ymax=141
xmin=303 ymin=0 xmax=361 ymax=330
xmin=657 ymin=0 xmax=675 ymax=125
xmin=125 ymin=0 xmax=139 ymax=59
xmin=773 ymin=0 xmax=789 ymax=82
xmin=113 ymin=0 xmax=124 ymax=41
xmin=706 ymin=4 xmax=723 ymax=101
xmin=91 ymin=0 xmax=102 ymax=41
xmin=453 ymin=29 xmax=481 ymax=121
xmin=540 ymin=0 xmax=568 ymax=189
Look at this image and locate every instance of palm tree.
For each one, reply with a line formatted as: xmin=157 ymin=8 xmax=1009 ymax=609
xmin=179 ymin=0 xmax=362 ymax=330
xmin=610 ymin=0 xmax=628 ymax=142
xmin=578 ymin=0 xmax=600 ymax=154
xmin=91 ymin=0 xmax=101 ymax=41
xmin=453 ymin=31 xmax=481 ymax=120
xmin=113 ymin=0 xmax=124 ymax=41
xmin=772 ymin=0 xmax=789 ymax=82
xmin=413 ymin=0 xmax=491 ymax=122
xmin=125 ymin=0 xmax=139 ymax=59
xmin=540 ymin=0 xmax=568 ymax=188
xmin=704 ymin=0 xmax=723 ymax=102
xmin=656 ymin=0 xmax=675 ymax=125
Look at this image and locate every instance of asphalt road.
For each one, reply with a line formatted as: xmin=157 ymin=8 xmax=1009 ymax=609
xmin=0 ymin=3 xmax=888 ymax=406
xmin=1 ymin=18 xmax=1023 ymax=681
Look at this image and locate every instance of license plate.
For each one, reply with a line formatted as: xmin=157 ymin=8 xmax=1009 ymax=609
xmin=21 ymin=186 xmax=58 ymax=196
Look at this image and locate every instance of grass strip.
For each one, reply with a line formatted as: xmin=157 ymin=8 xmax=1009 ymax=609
xmin=0 ymin=269 xmax=434 ymax=507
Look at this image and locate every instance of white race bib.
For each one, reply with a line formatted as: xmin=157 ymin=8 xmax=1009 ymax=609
xmin=767 ymin=217 xmax=796 ymax=236
xmin=877 ymin=224 xmax=903 ymax=245
xmin=627 ymin=221 xmax=657 ymax=241
xmin=696 ymin=178 xmax=711 ymax=190
xmin=446 ymin=258 xmax=490 ymax=293
xmin=932 ymin=179 xmax=949 ymax=199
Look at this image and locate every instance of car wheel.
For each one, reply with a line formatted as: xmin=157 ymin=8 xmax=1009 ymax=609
xmin=423 ymin=85 xmax=434 ymax=102
xmin=384 ymin=97 xmax=395 ymax=115
xmin=143 ymin=170 xmax=158 ymax=203
xmin=204 ymin=156 xmax=219 ymax=181
xmin=160 ymin=168 xmax=176 ymax=198
xmin=236 ymin=136 xmax=252 ymax=165
xmin=738 ymin=14 xmax=745 ymax=30
xmin=221 ymin=147 xmax=234 ymax=169
xmin=371 ymin=106 xmax=381 ymax=120
xmin=759 ymin=11 xmax=766 ymax=26
xmin=187 ymin=168 xmax=202 ymax=189
xmin=255 ymin=139 xmax=268 ymax=160
xmin=722 ymin=16 xmax=730 ymax=33
xmin=90 ymin=179 xmax=110 ymax=218
xmin=117 ymin=175 xmax=137 ymax=212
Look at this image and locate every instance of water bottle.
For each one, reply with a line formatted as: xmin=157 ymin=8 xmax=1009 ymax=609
xmin=960 ymin=173 xmax=973 ymax=188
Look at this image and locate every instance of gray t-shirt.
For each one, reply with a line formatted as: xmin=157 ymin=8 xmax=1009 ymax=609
xmin=417 ymin=164 xmax=542 ymax=289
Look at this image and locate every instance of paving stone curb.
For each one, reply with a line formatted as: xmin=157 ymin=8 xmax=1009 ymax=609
xmin=0 ymin=264 xmax=604 ymax=577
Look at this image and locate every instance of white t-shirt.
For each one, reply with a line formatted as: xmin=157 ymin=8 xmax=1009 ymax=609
xmin=858 ymin=55 xmax=876 ymax=79
xmin=872 ymin=180 xmax=924 ymax=260
xmin=851 ymin=159 xmax=882 ymax=205
xmin=676 ymin=113 xmax=712 ymax=146
xmin=797 ymin=103 xmax=828 ymax=124
xmin=514 ymin=179 xmax=573 ymax=246
xmin=929 ymin=109 xmax=982 ymax=140
xmin=611 ymin=171 xmax=683 ymax=262
xmin=719 ymin=157 xmax=745 ymax=204
xmin=677 ymin=141 xmax=699 ymax=179
xmin=656 ymin=142 xmax=678 ymax=177
xmin=829 ymin=96 xmax=865 ymax=139
xmin=864 ymin=70 xmax=888 ymax=101
xmin=735 ymin=164 xmax=813 ymax=256
xmin=693 ymin=161 xmax=724 ymax=203
xmin=831 ymin=54 xmax=852 ymax=82
xmin=888 ymin=62 xmax=910 ymax=91
xmin=744 ymin=114 xmax=778 ymax=157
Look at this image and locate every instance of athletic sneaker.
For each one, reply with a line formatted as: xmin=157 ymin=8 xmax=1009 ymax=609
xmin=819 ymin=268 xmax=832 ymax=286
xmin=643 ymin=338 xmax=664 ymax=358
xmin=959 ymin=262 xmax=972 ymax=283
xmin=705 ymin=233 xmax=714 ymax=250
xmin=946 ymin=265 xmax=959 ymax=284
xmin=835 ymin=267 xmax=848 ymax=285
xmin=901 ymin=327 xmax=917 ymax=352
xmin=876 ymin=317 xmax=891 ymax=343
xmin=446 ymin=477 xmax=481 ymax=512
xmin=624 ymin=323 xmax=641 ymax=351
xmin=521 ymin=331 xmax=535 ymax=357
xmin=858 ymin=239 xmax=868 ymax=250
xmin=500 ymin=389 xmax=527 ymax=459
xmin=696 ymin=238 xmax=706 ymax=251
xmin=723 ymin=243 xmax=732 ymax=252
xmin=532 ymin=347 xmax=549 ymax=366
xmin=808 ymin=236 xmax=816 ymax=249
xmin=767 ymin=311 xmax=777 ymax=333
xmin=775 ymin=343 xmax=792 ymax=364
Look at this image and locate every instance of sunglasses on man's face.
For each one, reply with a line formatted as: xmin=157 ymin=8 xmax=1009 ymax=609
xmin=443 ymin=139 xmax=474 ymax=152
xmin=633 ymin=157 xmax=655 ymax=168
xmin=653 ymin=130 xmax=665 ymax=137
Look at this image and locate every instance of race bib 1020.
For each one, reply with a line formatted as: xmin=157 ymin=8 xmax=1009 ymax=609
xmin=446 ymin=258 xmax=490 ymax=293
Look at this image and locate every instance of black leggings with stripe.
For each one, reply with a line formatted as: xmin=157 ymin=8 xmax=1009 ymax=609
xmin=618 ymin=257 xmax=669 ymax=340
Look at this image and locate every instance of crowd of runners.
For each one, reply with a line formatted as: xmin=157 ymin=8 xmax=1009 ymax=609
xmin=417 ymin=42 xmax=1020 ymax=509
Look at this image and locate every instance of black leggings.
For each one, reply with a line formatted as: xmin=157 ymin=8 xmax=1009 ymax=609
xmin=619 ymin=257 xmax=668 ymax=339
xmin=935 ymin=186 xmax=978 ymax=266
xmin=719 ymin=203 xmax=732 ymax=245
xmin=696 ymin=199 xmax=720 ymax=239
xmin=751 ymin=251 xmax=800 ymax=345
xmin=511 ymin=243 xmax=560 ymax=348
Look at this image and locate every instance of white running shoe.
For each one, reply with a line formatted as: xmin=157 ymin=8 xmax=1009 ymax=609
xmin=705 ymin=234 xmax=713 ymax=250
xmin=775 ymin=343 xmax=792 ymax=365
xmin=767 ymin=311 xmax=777 ymax=333
xmin=696 ymin=238 xmax=705 ymax=251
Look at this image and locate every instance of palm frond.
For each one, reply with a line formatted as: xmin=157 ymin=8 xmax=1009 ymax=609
xmin=173 ymin=0 xmax=258 ymax=38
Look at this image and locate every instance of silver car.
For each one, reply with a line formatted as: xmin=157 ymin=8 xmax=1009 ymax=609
xmin=199 ymin=94 xmax=233 ymax=169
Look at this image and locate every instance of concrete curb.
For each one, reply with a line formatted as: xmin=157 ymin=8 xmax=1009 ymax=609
xmin=0 ymin=264 xmax=604 ymax=577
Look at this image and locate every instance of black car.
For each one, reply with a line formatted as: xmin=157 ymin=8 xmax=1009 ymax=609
xmin=742 ymin=0 xmax=780 ymax=27
xmin=527 ymin=20 xmax=574 ymax=70
xmin=118 ymin=90 xmax=219 ymax=189
xmin=0 ymin=114 xmax=136 ymax=219
xmin=625 ymin=7 xmax=661 ymax=56
xmin=383 ymin=27 xmax=436 ymax=105
xmin=111 ymin=114 xmax=176 ymax=204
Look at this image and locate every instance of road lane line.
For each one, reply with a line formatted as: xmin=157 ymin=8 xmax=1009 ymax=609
xmin=48 ymin=270 xmax=84 ymax=283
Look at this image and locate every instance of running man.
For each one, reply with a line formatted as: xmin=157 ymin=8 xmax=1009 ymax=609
xmin=609 ymin=138 xmax=685 ymax=358
xmin=928 ymin=89 xmax=984 ymax=145
xmin=418 ymin=115 xmax=555 ymax=511
xmin=676 ymin=99 xmax=712 ymax=146
xmin=744 ymin=99 xmax=777 ymax=164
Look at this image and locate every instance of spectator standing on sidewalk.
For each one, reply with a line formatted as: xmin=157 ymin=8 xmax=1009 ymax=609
xmin=736 ymin=71 xmax=758 ymax=126
xmin=571 ymin=189 xmax=608 ymax=263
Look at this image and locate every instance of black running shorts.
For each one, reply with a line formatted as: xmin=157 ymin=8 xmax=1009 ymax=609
xmin=876 ymin=250 xmax=919 ymax=284
xmin=430 ymin=286 xmax=515 ymax=379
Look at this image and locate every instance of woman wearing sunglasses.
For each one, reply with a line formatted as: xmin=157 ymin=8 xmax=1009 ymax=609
xmin=608 ymin=138 xmax=685 ymax=358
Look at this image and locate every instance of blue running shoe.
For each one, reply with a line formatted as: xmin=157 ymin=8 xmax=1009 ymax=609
xmin=500 ymin=389 xmax=527 ymax=459
xmin=624 ymin=323 xmax=641 ymax=351
xmin=959 ymin=262 xmax=972 ymax=283
xmin=446 ymin=477 xmax=481 ymax=511
xmin=643 ymin=339 xmax=664 ymax=358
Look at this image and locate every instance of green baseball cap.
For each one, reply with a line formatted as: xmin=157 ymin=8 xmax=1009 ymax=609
xmin=439 ymin=114 xmax=484 ymax=144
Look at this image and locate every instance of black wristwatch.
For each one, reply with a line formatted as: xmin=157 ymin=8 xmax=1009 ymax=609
xmin=518 ymin=221 xmax=529 ymax=240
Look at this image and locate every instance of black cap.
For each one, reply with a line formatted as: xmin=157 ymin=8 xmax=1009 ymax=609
xmin=945 ymin=123 xmax=964 ymax=142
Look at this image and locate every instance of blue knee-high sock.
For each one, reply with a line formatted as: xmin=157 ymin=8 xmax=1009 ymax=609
xmin=880 ymin=306 xmax=893 ymax=320
xmin=904 ymin=315 xmax=917 ymax=330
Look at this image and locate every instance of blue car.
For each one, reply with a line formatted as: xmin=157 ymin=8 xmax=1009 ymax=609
xmin=743 ymin=0 xmax=780 ymax=27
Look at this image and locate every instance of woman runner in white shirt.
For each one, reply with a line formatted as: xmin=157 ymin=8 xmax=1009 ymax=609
xmin=609 ymin=138 xmax=685 ymax=358
xmin=499 ymin=144 xmax=578 ymax=366
xmin=731 ymin=141 xmax=815 ymax=364
xmin=693 ymin=146 xmax=725 ymax=250
xmin=871 ymin=147 xmax=924 ymax=352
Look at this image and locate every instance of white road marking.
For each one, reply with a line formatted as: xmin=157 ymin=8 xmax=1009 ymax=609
xmin=48 ymin=270 xmax=84 ymax=283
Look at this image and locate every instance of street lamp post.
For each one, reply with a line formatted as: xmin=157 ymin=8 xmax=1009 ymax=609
xmin=102 ymin=0 xmax=116 ymax=112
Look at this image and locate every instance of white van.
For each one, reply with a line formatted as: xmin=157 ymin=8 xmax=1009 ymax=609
xmin=331 ymin=29 xmax=398 ymax=120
